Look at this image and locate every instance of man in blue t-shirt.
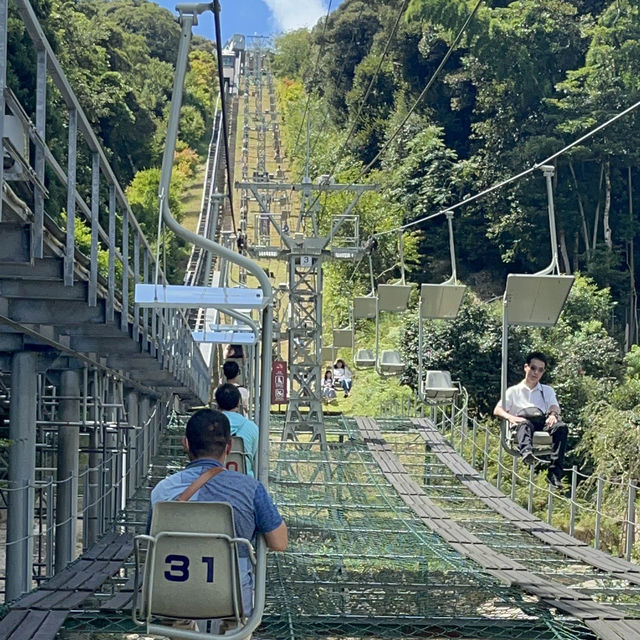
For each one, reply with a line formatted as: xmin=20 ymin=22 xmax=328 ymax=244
xmin=150 ymin=408 xmax=287 ymax=616
xmin=215 ymin=383 xmax=259 ymax=477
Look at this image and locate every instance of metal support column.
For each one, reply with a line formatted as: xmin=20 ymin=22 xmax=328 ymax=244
xmin=6 ymin=351 xmax=37 ymax=601
xmin=127 ymin=391 xmax=139 ymax=498
xmin=139 ymin=395 xmax=150 ymax=483
xmin=55 ymin=369 xmax=80 ymax=572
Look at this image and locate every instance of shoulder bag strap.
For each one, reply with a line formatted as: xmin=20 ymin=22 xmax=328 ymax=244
xmin=177 ymin=466 xmax=225 ymax=502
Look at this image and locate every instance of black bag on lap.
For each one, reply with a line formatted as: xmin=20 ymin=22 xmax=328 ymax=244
xmin=517 ymin=406 xmax=546 ymax=428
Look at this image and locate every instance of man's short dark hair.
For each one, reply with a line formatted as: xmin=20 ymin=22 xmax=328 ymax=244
xmin=215 ymin=383 xmax=242 ymax=411
xmin=186 ymin=409 xmax=230 ymax=458
xmin=223 ymin=360 xmax=240 ymax=380
xmin=526 ymin=351 xmax=547 ymax=366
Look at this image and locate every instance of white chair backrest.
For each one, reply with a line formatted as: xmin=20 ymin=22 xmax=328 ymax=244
xmin=422 ymin=370 xmax=457 ymax=401
xmin=226 ymin=436 xmax=247 ymax=474
xmin=142 ymin=502 xmax=243 ymax=621
xmin=355 ymin=348 xmax=375 ymax=368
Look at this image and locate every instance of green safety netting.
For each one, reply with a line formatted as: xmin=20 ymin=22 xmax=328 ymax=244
xmin=60 ymin=413 xmax=617 ymax=639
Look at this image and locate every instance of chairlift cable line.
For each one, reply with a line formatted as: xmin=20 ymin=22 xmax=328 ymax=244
xmin=290 ymin=0 xmax=334 ymax=171
xmin=308 ymin=0 xmax=411 ymax=216
xmin=326 ymin=0 xmax=411 ymax=180
xmin=213 ymin=0 xmax=237 ymax=235
xmin=353 ymin=0 xmax=485 ymax=183
xmin=374 ymin=95 xmax=640 ymax=239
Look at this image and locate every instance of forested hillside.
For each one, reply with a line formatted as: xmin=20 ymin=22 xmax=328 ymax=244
xmin=271 ymin=0 xmax=640 ymax=486
xmin=7 ymin=0 xmax=217 ymax=278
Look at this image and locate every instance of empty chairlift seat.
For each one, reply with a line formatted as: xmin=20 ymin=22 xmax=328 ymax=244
xmin=422 ymin=370 xmax=458 ymax=403
xmin=134 ymin=502 xmax=255 ymax=631
xmin=379 ymin=350 xmax=404 ymax=374
xmin=378 ymin=284 xmax=412 ymax=313
xmin=354 ymin=348 xmax=375 ymax=368
xmin=333 ymin=328 xmax=353 ymax=348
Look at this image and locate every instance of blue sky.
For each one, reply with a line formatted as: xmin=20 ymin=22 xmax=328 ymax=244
xmin=153 ymin=0 xmax=343 ymax=44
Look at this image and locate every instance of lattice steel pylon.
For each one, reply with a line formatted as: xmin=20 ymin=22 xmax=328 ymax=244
xmin=239 ymin=174 xmax=375 ymax=443
xmin=236 ymin=50 xmax=376 ymax=444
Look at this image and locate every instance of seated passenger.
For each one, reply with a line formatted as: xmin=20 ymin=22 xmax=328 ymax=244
xmin=493 ymin=351 xmax=568 ymax=489
xmin=333 ymin=359 xmax=353 ymax=397
xmin=223 ymin=360 xmax=250 ymax=414
xmin=215 ymin=383 xmax=259 ymax=477
xmin=224 ymin=343 xmax=245 ymax=360
xmin=322 ymin=369 xmax=337 ymax=403
xmin=150 ymin=408 xmax=287 ymax=620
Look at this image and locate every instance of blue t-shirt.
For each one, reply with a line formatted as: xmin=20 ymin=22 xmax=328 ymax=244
xmin=150 ymin=459 xmax=283 ymax=551
xmin=224 ymin=411 xmax=259 ymax=477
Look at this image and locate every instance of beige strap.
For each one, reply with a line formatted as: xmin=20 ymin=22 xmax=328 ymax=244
xmin=177 ymin=466 xmax=225 ymax=502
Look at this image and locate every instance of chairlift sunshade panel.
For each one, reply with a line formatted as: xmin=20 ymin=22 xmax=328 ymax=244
xmin=353 ymin=296 xmax=378 ymax=319
xmin=378 ymin=284 xmax=412 ymax=312
xmin=192 ymin=330 xmax=257 ymax=344
xmin=420 ymin=284 xmax=466 ymax=319
xmin=504 ymin=274 xmax=574 ymax=326
xmin=135 ymin=284 xmax=265 ymax=309
xmin=322 ymin=346 xmax=337 ymax=362
xmin=333 ymin=328 xmax=353 ymax=348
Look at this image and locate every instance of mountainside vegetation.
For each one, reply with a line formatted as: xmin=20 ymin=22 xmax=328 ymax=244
xmin=7 ymin=0 xmax=216 ymax=278
xmin=272 ymin=0 xmax=640 ymax=510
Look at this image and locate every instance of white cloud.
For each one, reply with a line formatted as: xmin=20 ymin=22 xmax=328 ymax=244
xmin=262 ymin=0 xmax=326 ymax=32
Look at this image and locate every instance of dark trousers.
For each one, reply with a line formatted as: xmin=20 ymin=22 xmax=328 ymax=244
xmin=517 ymin=419 xmax=568 ymax=474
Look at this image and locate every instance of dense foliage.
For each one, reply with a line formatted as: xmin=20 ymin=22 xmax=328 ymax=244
xmin=7 ymin=0 xmax=217 ymax=278
xmin=273 ymin=0 xmax=640 ymax=338
xmin=272 ymin=0 xmax=640 ymax=520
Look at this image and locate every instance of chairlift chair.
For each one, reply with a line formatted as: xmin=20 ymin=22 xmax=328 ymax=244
xmin=134 ymin=501 xmax=255 ymax=635
xmin=226 ymin=436 xmax=250 ymax=474
xmin=354 ymin=348 xmax=375 ymax=369
xmin=499 ymin=167 xmax=575 ymax=461
xmin=506 ymin=426 xmax=554 ymax=461
xmin=421 ymin=370 xmax=459 ymax=404
xmin=378 ymin=350 xmax=404 ymax=375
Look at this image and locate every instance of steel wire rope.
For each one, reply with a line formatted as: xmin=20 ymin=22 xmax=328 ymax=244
xmin=289 ymin=0 xmax=334 ymax=171
xmin=374 ymin=95 xmax=640 ymax=239
xmin=308 ymin=0 xmax=411 ymax=215
xmin=213 ymin=0 xmax=237 ymax=235
xmin=355 ymin=0 xmax=485 ymax=183
xmin=306 ymin=0 xmax=482 ymax=238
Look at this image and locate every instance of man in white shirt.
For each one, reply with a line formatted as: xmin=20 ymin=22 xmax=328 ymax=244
xmin=494 ymin=351 xmax=568 ymax=489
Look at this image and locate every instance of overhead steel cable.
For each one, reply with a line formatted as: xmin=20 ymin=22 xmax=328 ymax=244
xmin=374 ymin=95 xmax=640 ymax=238
xmin=309 ymin=0 xmax=482 ymax=221
xmin=327 ymin=0 xmax=411 ymax=178
xmin=213 ymin=0 xmax=237 ymax=234
xmin=290 ymin=0 xmax=334 ymax=173
xmin=355 ymin=0 xmax=485 ymax=182
xmin=306 ymin=0 xmax=411 ymax=219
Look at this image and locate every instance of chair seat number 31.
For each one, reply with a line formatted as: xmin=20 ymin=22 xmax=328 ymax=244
xmin=164 ymin=554 xmax=215 ymax=582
